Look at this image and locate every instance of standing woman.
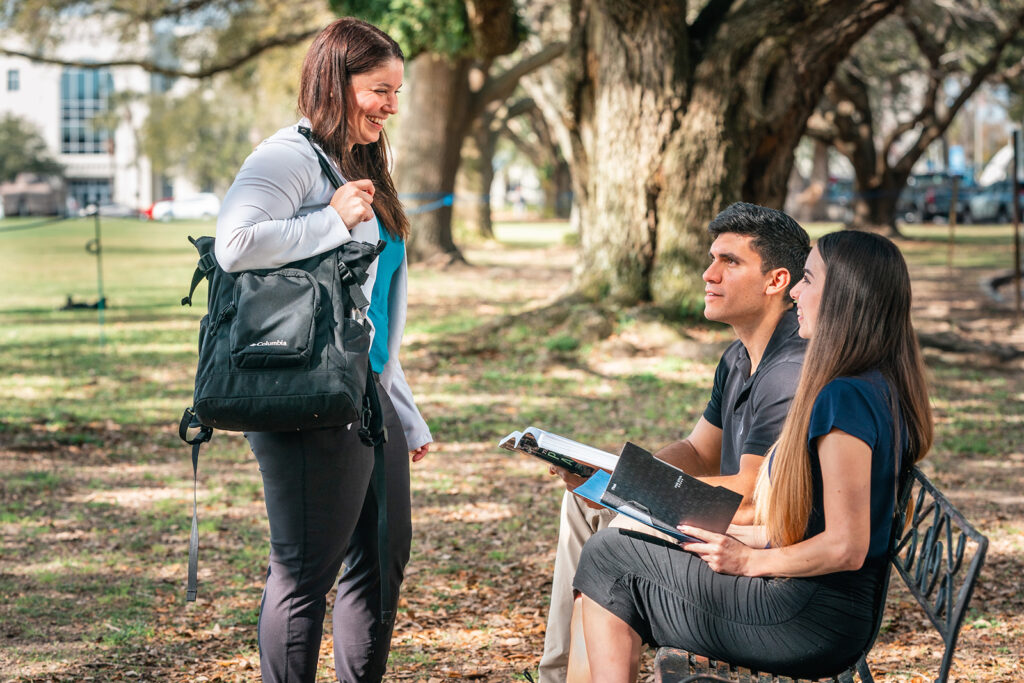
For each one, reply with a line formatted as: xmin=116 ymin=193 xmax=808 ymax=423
xmin=569 ymin=230 xmax=933 ymax=682
xmin=215 ymin=17 xmax=432 ymax=683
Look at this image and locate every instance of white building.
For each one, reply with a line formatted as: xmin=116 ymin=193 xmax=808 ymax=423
xmin=1 ymin=21 xmax=194 ymax=212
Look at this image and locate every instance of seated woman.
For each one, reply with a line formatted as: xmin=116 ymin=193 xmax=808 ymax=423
xmin=568 ymin=230 xmax=933 ymax=682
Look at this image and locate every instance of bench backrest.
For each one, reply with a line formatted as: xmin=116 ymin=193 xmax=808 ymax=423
xmin=889 ymin=466 xmax=989 ymax=683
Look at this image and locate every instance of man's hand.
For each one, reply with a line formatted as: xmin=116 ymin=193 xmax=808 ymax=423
xmin=549 ymin=466 xmax=604 ymax=509
xmin=549 ymin=465 xmax=587 ymax=490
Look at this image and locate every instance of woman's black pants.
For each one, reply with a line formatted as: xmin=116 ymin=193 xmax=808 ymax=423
xmin=247 ymin=382 xmax=411 ymax=683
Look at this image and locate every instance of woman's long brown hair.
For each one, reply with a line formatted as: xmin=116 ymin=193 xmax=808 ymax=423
xmin=298 ymin=17 xmax=409 ymax=239
xmin=754 ymin=230 xmax=933 ymax=547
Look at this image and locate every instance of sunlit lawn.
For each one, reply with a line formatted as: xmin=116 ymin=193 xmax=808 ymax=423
xmin=0 ymin=214 xmax=1021 ymax=681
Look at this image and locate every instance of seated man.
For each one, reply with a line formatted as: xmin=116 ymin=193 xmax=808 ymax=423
xmin=539 ymin=202 xmax=810 ymax=683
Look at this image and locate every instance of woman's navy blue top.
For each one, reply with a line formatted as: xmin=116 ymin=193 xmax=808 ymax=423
xmin=367 ymin=224 xmax=403 ymax=373
xmin=803 ymin=369 xmax=905 ymax=559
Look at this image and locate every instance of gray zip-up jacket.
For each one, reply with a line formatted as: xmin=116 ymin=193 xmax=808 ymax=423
xmin=215 ymin=120 xmax=432 ymax=451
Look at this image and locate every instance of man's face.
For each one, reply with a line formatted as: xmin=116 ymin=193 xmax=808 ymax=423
xmin=702 ymin=233 xmax=774 ymax=327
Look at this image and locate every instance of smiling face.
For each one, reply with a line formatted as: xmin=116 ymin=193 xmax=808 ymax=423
xmin=345 ymin=57 xmax=403 ymax=149
xmin=790 ymin=246 xmax=825 ymax=338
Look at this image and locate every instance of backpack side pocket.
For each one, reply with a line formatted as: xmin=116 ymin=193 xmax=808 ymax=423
xmin=229 ymin=269 xmax=320 ymax=368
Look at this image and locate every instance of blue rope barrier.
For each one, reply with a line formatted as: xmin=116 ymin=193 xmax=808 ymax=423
xmin=403 ymin=193 xmax=455 ymax=215
xmin=399 ymin=192 xmax=452 ymax=200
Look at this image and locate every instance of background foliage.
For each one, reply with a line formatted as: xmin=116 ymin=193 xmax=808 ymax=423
xmin=0 ymin=114 xmax=64 ymax=183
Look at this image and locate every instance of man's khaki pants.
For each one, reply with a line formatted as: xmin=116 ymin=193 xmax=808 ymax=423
xmin=538 ymin=491 xmax=615 ymax=683
xmin=539 ymin=490 xmax=679 ymax=682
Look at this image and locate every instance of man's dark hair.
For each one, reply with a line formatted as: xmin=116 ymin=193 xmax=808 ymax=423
xmin=707 ymin=202 xmax=811 ymax=295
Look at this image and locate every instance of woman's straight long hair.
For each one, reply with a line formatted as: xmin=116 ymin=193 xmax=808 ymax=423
xmin=298 ymin=17 xmax=409 ymax=239
xmin=754 ymin=230 xmax=933 ymax=547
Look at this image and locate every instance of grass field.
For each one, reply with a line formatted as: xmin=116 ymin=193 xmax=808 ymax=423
xmin=0 ymin=215 xmax=1022 ymax=682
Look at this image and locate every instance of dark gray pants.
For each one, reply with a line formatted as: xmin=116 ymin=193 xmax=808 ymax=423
xmin=574 ymin=528 xmax=883 ymax=680
xmin=247 ymin=382 xmax=411 ymax=683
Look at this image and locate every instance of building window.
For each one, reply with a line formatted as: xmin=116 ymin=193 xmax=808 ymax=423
xmin=60 ymin=67 xmax=114 ymax=154
xmin=67 ymin=178 xmax=112 ymax=210
xmin=6 ymin=69 xmax=18 ymax=91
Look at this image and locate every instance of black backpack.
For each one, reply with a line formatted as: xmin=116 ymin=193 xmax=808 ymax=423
xmin=178 ymin=128 xmax=394 ymax=624
xmin=180 ymin=234 xmax=384 ymax=432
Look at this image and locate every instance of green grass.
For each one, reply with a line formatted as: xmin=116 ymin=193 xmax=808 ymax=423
xmin=1 ymin=215 xmax=1022 ymax=681
xmin=0 ymin=216 xmax=208 ymax=429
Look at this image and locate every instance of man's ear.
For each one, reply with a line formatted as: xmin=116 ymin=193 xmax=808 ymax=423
xmin=764 ymin=267 xmax=791 ymax=297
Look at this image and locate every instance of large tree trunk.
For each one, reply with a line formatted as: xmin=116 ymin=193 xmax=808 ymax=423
xmin=568 ymin=3 xmax=688 ymax=304
xmin=850 ymin=170 xmax=910 ymax=235
xmin=395 ymin=53 xmax=472 ymax=263
xmin=566 ymin=0 xmax=897 ymax=312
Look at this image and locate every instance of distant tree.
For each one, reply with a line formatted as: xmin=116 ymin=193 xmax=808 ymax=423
xmin=140 ymin=86 xmax=257 ymax=195
xmin=807 ymin=0 xmax=1024 ymax=233
xmin=0 ymin=114 xmax=63 ymax=183
xmin=499 ymin=100 xmax=572 ymax=220
xmin=457 ymin=96 xmax=566 ymax=239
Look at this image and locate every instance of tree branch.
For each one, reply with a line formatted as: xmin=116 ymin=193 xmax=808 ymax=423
xmin=0 ymin=27 xmax=320 ymax=79
xmin=471 ymin=41 xmax=566 ymax=119
xmin=805 ymin=111 xmax=838 ymax=142
xmin=110 ymin=0 xmax=223 ymax=22
xmin=503 ymin=97 xmax=538 ymax=122
xmin=821 ymin=66 xmax=879 ymax=175
xmin=894 ymin=7 xmax=1024 ymax=170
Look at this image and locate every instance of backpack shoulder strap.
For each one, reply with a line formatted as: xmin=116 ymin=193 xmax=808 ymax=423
xmin=357 ymin=371 xmax=393 ymax=626
xmin=297 ymin=126 xmax=344 ymax=190
xmin=181 ymin=236 xmax=218 ymax=307
xmin=178 ymin=407 xmax=212 ymax=602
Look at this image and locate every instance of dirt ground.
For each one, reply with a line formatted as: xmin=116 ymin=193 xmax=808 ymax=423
xmin=1 ymin=230 xmax=1022 ymax=682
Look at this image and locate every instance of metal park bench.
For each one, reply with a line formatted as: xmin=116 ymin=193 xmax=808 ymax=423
xmin=654 ymin=466 xmax=989 ymax=683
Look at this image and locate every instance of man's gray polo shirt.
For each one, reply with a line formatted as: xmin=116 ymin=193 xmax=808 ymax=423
xmin=702 ymin=308 xmax=807 ymax=475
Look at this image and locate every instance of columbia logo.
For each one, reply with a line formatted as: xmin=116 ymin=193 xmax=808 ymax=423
xmin=250 ymin=339 xmax=289 ymax=347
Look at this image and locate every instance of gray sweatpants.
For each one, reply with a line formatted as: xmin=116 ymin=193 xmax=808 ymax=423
xmin=247 ymin=381 xmax=411 ymax=683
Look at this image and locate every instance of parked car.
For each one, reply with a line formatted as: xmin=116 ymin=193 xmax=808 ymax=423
xmin=75 ymin=201 xmax=143 ymax=218
xmin=146 ymin=192 xmax=221 ymax=221
xmin=98 ymin=202 xmax=143 ymax=218
xmin=968 ymin=180 xmax=1024 ymax=223
xmin=896 ymin=172 xmax=976 ymax=223
xmin=824 ymin=176 xmax=855 ymax=221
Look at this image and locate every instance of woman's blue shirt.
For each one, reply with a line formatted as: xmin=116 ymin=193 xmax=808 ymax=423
xmin=367 ymin=224 xmax=403 ymax=373
xmin=804 ymin=369 xmax=906 ymax=559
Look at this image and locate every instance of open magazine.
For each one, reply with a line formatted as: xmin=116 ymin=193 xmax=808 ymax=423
xmin=498 ymin=426 xmax=619 ymax=477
